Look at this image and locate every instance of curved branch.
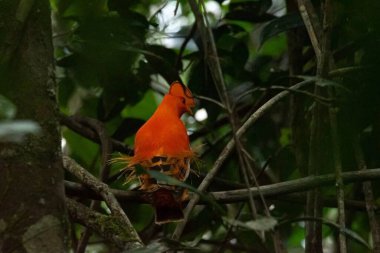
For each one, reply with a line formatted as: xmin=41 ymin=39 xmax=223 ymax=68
xmin=63 ymin=156 xmax=143 ymax=249
xmin=60 ymin=114 xmax=133 ymax=155
xmin=66 ymin=197 xmax=139 ymax=249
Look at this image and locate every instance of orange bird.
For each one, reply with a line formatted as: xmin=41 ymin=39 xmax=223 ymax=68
xmin=120 ymin=81 xmax=196 ymax=224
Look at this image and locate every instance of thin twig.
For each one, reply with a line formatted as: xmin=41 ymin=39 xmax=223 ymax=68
xmin=256 ymin=145 xmax=289 ymax=179
xmin=236 ymin=141 xmax=262 ymax=240
xmin=297 ymin=0 xmax=322 ymax=62
xmin=241 ymin=149 xmax=284 ymax=248
xmin=195 ymin=94 xmax=227 ymax=110
xmin=242 ymin=153 xmax=270 ymax=216
xmin=237 ymin=79 xmax=313 ymax=139
xmin=215 ymin=204 xmax=245 ymax=253
xmin=328 ymin=65 xmax=374 ymax=77
xmin=233 ymin=86 xmax=332 ymax=110
xmin=187 ymin=0 xmax=231 ymax=110
xmin=174 ymin=0 xmax=180 ymax=16
xmin=238 ymin=144 xmax=273 ymax=245
xmin=75 ymin=226 xmax=92 ymax=253
xmin=176 ymin=23 xmax=197 ymax=70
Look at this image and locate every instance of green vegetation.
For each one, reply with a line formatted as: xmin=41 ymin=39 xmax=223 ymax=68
xmin=1 ymin=0 xmax=380 ymax=252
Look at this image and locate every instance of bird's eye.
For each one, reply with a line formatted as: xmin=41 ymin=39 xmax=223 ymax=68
xmin=181 ymin=98 xmax=186 ymax=104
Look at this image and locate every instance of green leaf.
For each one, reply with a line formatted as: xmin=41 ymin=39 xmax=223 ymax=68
xmin=57 ymin=77 xmax=76 ymax=109
xmin=278 ymin=217 xmax=371 ymax=249
xmin=0 ymin=120 xmax=41 ymax=142
xmin=260 ymin=13 xmax=303 ymax=46
xmin=134 ymin=165 xmax=198 ymax=193
xmin=0 ymin=95 xmax=16 ymax=119
xmin=63 ymin=128 xmax=99 ymax=166
xmin=226 ymin=0 xmax=274 ymax=23
xmin=134 ymin=166 xmax=225 ymax=215
xmin=143 ymin=45 xmax=181 ymax=84
xmin=128 ymin=238 xmax=198 ymax=253
xmin=258 ymin=33 xmax=287 ymax=57
xmin=224 ymin=216 xmax=278 ymax=232
xmin=279 ymin=128 xmax=292 ymax=147
xmin=245 ymin=217 xmax=278 ymax=231
xmin=59 ymin=0 xmax=108 ymax=18
xmin=121 ymin=90 xmax=159 ymax=121
xmin=127 ymin=241 xmax=168 ymax=253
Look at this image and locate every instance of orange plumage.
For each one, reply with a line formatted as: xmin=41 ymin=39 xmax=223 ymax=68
xmin=121 ymin=81 xmax=196 ymax=224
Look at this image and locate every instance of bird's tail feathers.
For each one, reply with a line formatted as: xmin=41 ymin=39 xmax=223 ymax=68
xmin=152 ymin=188 xmax=184 ymax=224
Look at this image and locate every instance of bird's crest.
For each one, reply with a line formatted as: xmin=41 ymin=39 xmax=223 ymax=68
xmin=169 ymin=81 xmax=194 ymax=100
xmin=169 ymin=81 xmax=195 ymax=114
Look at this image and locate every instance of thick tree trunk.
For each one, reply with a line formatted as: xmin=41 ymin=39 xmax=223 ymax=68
xmin=0 ymin=1 xmax=67 ymax=252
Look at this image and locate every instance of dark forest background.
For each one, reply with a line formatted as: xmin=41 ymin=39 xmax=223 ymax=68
xmin=1 ymin=0 xmax=380 ymax=252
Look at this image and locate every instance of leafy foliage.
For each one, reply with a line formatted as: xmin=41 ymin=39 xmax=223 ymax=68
xmin=50 ymin=0 xmax=380 ymax=252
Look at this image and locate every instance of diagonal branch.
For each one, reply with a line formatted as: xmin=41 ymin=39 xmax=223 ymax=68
xmin=70 ymin=116 xmax=113 ymax=253
xmin=187 ymin=0 xmax=230 ymax=110
xmin=63 ymin=156 xmax=143 ymax=249
xmin=172 ymin=79 xmax=314 ymax=239
xmin=66 ymin=197 xmax=138 ymax=249
xmin=60 ymin=113 xmax=133 ymax=155
xmin=297 ymin=0 xmax=323 ymax=62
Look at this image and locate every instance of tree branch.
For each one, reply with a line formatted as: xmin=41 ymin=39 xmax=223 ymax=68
xmin=60 ymin=114 xmax=133 ymax=155
xmin=353 ymin=137 xmax=380 ymax=252
xmin=172 ymin=78 xmax=314 ymax=239
xmin=65 ymin=180 xmax=143 ymax=203
xmin=211 ymin=168 xmax=380 ymax=203
xmin=63 ymin=156 xmax=143 ymax=249
xmin=70 ymin=116 xmax=113 ymax=253
xmin=66 ymin=197 xmax=138 ymax=250
xmin=176 ymin=22 xmax=197 ymax=70
xmin=297 ymin=0 xmax=322 ymax=62
xmin=318 ymin=0 xmax=347 ymax=250
xmin=65 ymin=168 xmax=380 ymax=210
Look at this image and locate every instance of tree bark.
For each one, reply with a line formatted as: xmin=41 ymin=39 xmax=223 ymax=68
xmin=0 ymin=1 xmax=67 ymax=252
